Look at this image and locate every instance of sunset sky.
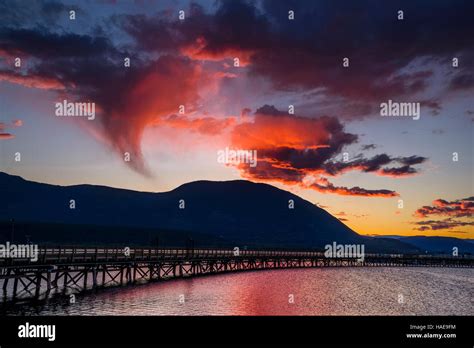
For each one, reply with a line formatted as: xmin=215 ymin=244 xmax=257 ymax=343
xmin=0 ymin=0 xmax=473 ymax=238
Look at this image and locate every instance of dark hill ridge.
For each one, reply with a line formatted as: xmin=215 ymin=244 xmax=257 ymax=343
xmin=374 ymin=235 xmax=474 ymax=254
xmin=0 ymin=171 xmax=418 ymax=252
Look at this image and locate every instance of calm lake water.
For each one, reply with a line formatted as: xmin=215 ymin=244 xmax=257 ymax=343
xmin=4 ymin=267 xmax=473 ymax=315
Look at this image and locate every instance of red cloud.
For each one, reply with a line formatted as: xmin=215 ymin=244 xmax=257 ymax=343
xmin=12 ymin=119 xmax=23 ymax=127
xmin=231 ymin=112 xmax=336 ymax=151
xmin=0 ymin=133 xmax=14 ymax=140
xmin=414 ymin=197 xmax=474 ymax=218
xmin=181 ymin=36 xmax=255 ymax=66
xmin=94 ymin=56 xmax=205 ymax=175
xmin=0 ymin=70 xmax=65 ymax=90
xmin=413 ymin=218 xmax=474 ymax=231
xmin=0 ymin=119 xmax=22 ymax=140
xmin=413 ymin=197 xmax=474 ymax=233
xmin=155 ymin=114 xmax=236 ymax=135
xmin=229 ymin=107 xmax=401 ymax=197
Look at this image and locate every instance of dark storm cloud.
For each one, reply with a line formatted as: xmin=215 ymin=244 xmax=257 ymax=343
xmin=0 ymin=0 xmax=444 ymax=180
xmin=449 ymin=73 xmax=474 ymax=91
xmin=361 ymin=144 xmax=377 ymax=151
xmin=322 ymin=154 xmax=427 ymax=177
xmin=257 ymin=0 xmax=474 ymax=94
xmin=396 ymin=155 xmax=427 ymax=166
xmin=308 ymin=178 xmax=398 ymax=197
xmin=0 ymin=0 xmax=73 ymax=26
xmin=113 ymin=0 xmax=474 ymax=118
xmin=0 ymin=27 xmax=117 ymax=58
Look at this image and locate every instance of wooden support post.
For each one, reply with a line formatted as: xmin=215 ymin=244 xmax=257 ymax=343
xmin=63 ymin=266 xmax=69 ymax=293
xmin=53 ymin=267 xmax=59 ymax=287
xmin=46 ymin=270 xmax=51 ymax=294
xmin=13 ymin=274 xmax=18 ymax=300
xmin=92 ymin=267 xmax=97 ymax=289
xmin=102 ymin=264 xmax=106 ymax=286
xmin=83 ymin=268 xmax=88 ymax=291
xmin=127 ymin=265 xmax=131 ymax=284
xmin=3 ymin=269 xmax=10 ymax=291
xmin=35 ymin=272 xmax=41 ymax=299
xmin=156 ymin=264 xmax=161 ymax=280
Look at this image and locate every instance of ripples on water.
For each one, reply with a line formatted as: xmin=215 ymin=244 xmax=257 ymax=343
xmin=5 ymin=267 xmax=473 ymax=315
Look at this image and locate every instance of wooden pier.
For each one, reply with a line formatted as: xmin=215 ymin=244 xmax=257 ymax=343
xmin=1 ymin=247 xmax=472 ymax=301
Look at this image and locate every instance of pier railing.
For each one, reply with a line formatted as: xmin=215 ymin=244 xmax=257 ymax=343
xmin=1 ymin=246 xmax=472 ymax=302
xmin=2 ymin=246 xmax=472 ymax=265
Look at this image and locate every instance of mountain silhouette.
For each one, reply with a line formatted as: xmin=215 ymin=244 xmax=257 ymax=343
xmin=0 ymin=172 xmax=419 ymax=252
xmin=376 ymin=235 xmax=474 ymax=254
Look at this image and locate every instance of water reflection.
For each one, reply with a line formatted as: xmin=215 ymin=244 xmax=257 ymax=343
xmin=4 ymin=267 xmax=473 ymax=316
